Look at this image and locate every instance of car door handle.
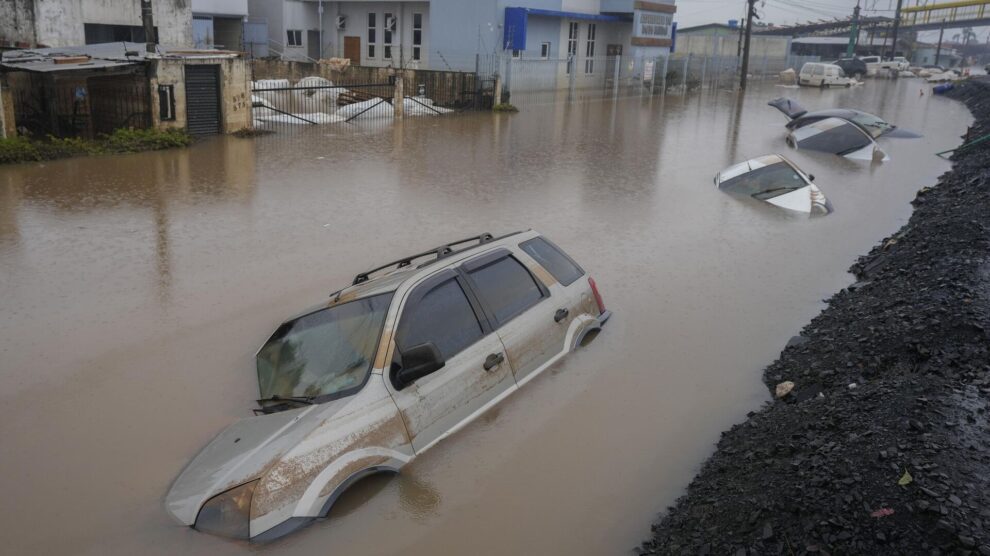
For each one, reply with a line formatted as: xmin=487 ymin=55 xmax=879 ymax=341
xmin=483 ymin=352 xmax=504 ymax=371
xmin=554 ymin=308 xmax=569 ymax=323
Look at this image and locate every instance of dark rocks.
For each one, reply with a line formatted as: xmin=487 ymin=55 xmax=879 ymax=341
xmin=642 ymin=78 xmax=990 ymax=556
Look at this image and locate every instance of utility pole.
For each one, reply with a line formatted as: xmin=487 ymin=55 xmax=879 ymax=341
xmin=141 ymin=0 xmax=156 ymax=53
xmin=887 ymin=0 xmax=903 ymax=60
xmin=740 ymin=0 xmax=758 ymax=90
xmin=935 ymin=19 xmax=945 ymax=66
xmin=846 ymin=1 xmax=861 ymax=57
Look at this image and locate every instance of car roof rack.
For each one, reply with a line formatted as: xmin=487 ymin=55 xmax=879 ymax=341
xmin=351 ymin=232 xmax=501 ymax=286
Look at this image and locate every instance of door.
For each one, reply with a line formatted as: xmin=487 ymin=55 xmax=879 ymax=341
xmin=307 ymin=30 xmax=321 ymax=60
xmin=461 ymin=249 xmax=568 ymax=386
xmin=344 ymin=36 xmax=361 ymax=65
xmin=387 ymin=269 xmax=515 ymax=454
xmin=604 ymin=44 xmax=623 ymax=87
xmin=184 ymin=65 xmax=221 ymax=135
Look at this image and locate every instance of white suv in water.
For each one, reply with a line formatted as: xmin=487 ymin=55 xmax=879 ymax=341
xmin=165 ymin=231 xmax=611 ymax=542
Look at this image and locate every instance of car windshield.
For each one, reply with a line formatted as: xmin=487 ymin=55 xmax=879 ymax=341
xmin=720 ymin=161 xmax=806 ymax=199
xmin=257 ymin=293 xmax=393 ymax=401
xmin=849 ymin=111 xmax=895 ymax=138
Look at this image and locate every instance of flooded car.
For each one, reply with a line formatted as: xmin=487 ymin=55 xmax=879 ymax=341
xmin=165 ymin=231 xmax=611 ymax=542
xmin=768 ymin=97 xmax=921 ymax=160
xmin=716 ymin=154 xmax=832 ymax=214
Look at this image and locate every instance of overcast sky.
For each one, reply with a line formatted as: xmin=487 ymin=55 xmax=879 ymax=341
xmin=675 ymin=0 xmax=990 ymax=42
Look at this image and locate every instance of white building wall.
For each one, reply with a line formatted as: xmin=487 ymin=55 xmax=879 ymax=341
xmin=281 ymin=0 xmax=319 ymax=60
xmin=34 ymin=0 xmax=86 ymax=47
xmin=82 ymin=0 xmax=193 ymax=46
xmin=326 ymin=2 xmax=428 ymax=67
xmin=193 ymin=0 xmax=249 ymax=16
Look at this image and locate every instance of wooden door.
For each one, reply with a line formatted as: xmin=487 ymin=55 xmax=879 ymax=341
xmin=344 ymin=36 xmax=360 ymax=64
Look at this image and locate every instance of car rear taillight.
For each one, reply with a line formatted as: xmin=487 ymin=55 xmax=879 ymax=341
xmin=588 ymin=277 xmax=605 ymax=315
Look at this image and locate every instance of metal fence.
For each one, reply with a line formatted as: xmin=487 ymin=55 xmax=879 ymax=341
xmin=10 ymin=75 xmax=151 ymax=139
xmin=250 ymin=65 xmax=496 ymax=131
xmin=499 ymin=52 xmax=821 ymax=104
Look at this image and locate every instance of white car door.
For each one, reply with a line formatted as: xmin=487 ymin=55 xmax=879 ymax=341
xmin=386 ymin=269 xmax=515 ymax=453
xmin=461 ymin=247 xmax=571 ymax=386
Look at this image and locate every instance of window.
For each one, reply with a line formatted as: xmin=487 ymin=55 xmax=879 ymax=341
xmin=158 ymin=85 xmax=176 ymax=121
xmin=367 ymin=13 xmax=376 ymax=58
xmin=256 ymin=293 xmax=393 ymax=401
xmin=383 ymin=12 xmax=393 ymax=60
xmin=467 ymin=256 xmax=544 ymax=325
xmin=520 ymin=237 xmax=584 ymax=286
xmin=567 ymin=22 xmax=579 ymax=74
xmin=511 ymin=49 xmax=521 ymax=59
xmin=585 ymin=23 xmax=596 ymax=74
xmin=397 ymin=278 xmax=484 ymax=360
xmin=413 ymin=13 xmax=423 ymax=61
xmin=540 ymin=42 xmax=550 ymax=59
xmin=287 ymin=29 xmax=302 ymax=47
xmin=84 ymin=23 xmax=156 ymax=44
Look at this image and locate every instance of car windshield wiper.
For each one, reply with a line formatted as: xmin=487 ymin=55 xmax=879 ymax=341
xmin=256 ymin=395 xmax=316 ymax=406
xmin=752 ymin=187 xmax=798 ymax=199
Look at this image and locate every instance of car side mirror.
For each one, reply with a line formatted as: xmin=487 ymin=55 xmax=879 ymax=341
xmin=808 ymin=174 xmax=815 ymax=182
xmin=395 ymin=342 xmax=445 ymax=389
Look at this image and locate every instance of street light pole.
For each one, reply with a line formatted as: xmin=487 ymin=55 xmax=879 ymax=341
xmin=740 ymin=0 xmax=757 ymax=90
xmin=935 ymin=19 xmax=945 ymax=66
xmin=887 ymin=0 xmax=904 ymax=60
xmin=846 ymin=1 xmax=860 ymax=58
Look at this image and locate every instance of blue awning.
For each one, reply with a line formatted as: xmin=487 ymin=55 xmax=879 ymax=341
xmin=503 ymin=7 xmax=631 ymax=50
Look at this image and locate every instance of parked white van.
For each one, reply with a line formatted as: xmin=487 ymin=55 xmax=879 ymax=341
xmin=860 ymin=56 xmax=882 ymax=76
xmin=799 ymin=63 xmax=854 ymax=88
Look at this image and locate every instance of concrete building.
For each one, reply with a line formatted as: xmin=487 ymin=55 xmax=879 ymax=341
xmin=246 ymin=0 xmax=676 ymax=71
xmin=0 ymin=0 xmax=193 ymax=49
xmin=675 ymin=23 xmax=790 ymax=60
xmin=912 ymin=44 xmax=961 ymax=67
xmin=1 ymin=42 xmax=251 ymax=137
xmin=192 ymin=0 xmax=250 ymax=50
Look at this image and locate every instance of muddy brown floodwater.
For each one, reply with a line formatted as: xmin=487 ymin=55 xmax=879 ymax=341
xmin=0 ymin=80 xmax=972 ymax=555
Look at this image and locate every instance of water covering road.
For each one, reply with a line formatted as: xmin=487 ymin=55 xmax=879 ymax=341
xmin=0 ymin=80 xmax=972 ymax=555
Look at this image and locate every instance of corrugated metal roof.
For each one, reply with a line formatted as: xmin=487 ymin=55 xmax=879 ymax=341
xmin=0 ymin=42 xmax=241 ymax=73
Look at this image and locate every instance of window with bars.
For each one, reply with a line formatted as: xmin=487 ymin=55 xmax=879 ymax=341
xmin=584 ymin=23 xmax=596 ymax=74
xmin=567 ymin=22 xmax=578 ymax=74
xmin=384 ymin=12 xmax=393 ymax=60
xmin=367 ymin=13 xmax=376 ymax=58
xmin=413 ymin=13 xmax=422 ymax=61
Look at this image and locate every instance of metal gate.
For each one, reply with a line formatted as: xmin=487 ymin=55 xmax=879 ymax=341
xmin=185 ymin=65 xmax=221 ymax=135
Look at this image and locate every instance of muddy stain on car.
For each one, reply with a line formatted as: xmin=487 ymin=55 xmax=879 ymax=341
xmin=0 ymin=80 xmax=974 ymax=555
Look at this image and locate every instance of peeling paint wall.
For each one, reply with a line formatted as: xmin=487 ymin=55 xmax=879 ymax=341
xmin=0 ymin=75 xmax=16 ymax=138
xmin=1 ymin=1 xmax=193 ymax=49
xmin=0 ymin=0 xmax=38 ymax=48
xmin=150 ymin=56 xmax=251 ymax=134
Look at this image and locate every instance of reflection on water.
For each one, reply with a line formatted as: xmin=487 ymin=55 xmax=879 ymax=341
xmin=0 ymin=80 xmax=973 ymax=556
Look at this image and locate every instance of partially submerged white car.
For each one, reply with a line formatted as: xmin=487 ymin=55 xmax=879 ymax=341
xmin=768 ymin=98 xmax=921 ymax=161
xmin=166 ymin=231 xmax=611 ymax=542
xmin=716 ymin=154 xmax=832 ymax=214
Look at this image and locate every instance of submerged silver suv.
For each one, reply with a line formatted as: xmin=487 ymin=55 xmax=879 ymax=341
xmin=165 ymin=230 xmax=611 ymax=541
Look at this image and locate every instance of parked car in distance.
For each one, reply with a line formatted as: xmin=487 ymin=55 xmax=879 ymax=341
xmin=879 ymin=56 xmax=910 ymax=71
xmin=165 ymin=230 xmax=611 ymax=542
xmin=799 ymin=63 xmax=854 ymax=88
xmin=859 ymin=55 xmax=882 ymax=76
xmin=716 ymin=154 xmax=832 ymax=214
xmin=833 ymin=57 xmax=867 ymax=79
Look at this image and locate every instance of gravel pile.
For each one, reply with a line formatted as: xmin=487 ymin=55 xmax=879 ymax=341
xmin=642 ymin=78 xmax=990 ymax=556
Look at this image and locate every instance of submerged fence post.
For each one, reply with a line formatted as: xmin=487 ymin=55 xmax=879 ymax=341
xmin=612 ymin=54 xmax=621 ymax=97
xmin=494 ymin=73 xmax=503 ymax=106
xmin=661 ymin=55 xmax=669 ymax=95
xmin=700 ymin=54 xmax=707 ymax=90
xmin=568 ymin=54 xmax=576 ymax=99
xmin=393 ymin=74 xmax=404 ymax=119
xmin=682 ymin=55 xmax=689 ymax=91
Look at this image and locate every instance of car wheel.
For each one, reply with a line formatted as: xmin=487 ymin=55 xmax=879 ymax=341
xmin=854 ymin=71 xmax=864 ymax=79
xmin=819 ymin=82 xmax=826 ymax=89
xmin=845 ymin=82 xmax=852 ymax=88
xmin=824 ymin=83 xmax=831 ymax=89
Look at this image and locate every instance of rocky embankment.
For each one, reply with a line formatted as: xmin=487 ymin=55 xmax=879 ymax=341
xmin=642 ymin=78 xmax=990 ymax=555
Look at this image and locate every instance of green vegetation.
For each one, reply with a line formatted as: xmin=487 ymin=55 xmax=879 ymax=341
xmin=493 ymin=103 xmax=519 ymax=113
xmin=0 ymin=128 xmax=192 ymax=165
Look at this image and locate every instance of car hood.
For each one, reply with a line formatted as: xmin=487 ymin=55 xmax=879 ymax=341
xmin=165 ymin=401 xmax=347 ymax=526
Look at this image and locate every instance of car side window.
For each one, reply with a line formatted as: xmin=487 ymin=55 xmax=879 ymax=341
xmin=520 ymin=237 xmax=584 ymax=286
xmin=467 ymin=255 xmax=545 ymax=325
xmin=396 ymin=277 xmax=484 ymax=360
